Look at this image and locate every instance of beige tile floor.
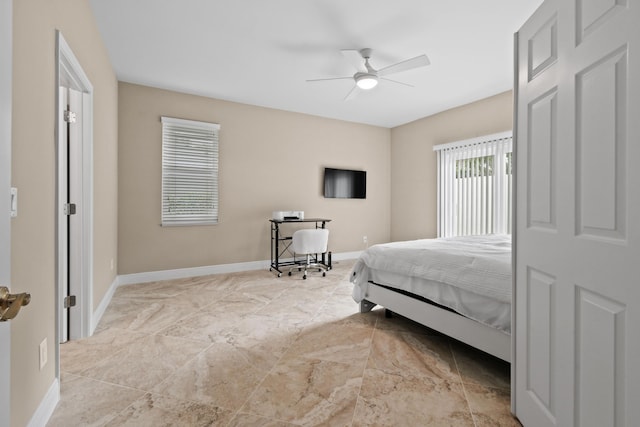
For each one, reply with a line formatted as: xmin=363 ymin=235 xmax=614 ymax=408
xmin=48 ymin=261 xmax=521 ymax=427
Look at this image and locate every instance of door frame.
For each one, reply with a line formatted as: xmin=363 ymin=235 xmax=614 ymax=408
xmin=55 ymin=31 xmax=94 ymax=354
xmin=0 ymin=1 xmax=12 ymax=425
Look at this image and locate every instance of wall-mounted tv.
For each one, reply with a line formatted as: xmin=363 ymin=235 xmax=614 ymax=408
xmin=323 ymin=167 xmax=366 ymax=199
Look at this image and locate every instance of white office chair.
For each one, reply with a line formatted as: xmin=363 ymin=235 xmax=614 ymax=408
xmin=288 ymin=228 xmax=330 ymax=279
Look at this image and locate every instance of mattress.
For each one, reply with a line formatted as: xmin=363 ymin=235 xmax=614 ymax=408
xmin=350 ymin=234 xmax=512 ymax=333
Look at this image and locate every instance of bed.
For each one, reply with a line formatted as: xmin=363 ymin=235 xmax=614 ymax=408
xmin=350 ymin=234 xmax=512 ymax=362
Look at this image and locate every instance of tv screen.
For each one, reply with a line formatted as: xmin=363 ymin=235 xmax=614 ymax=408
xmin=323 ymin=167 xmax=366 ymax=199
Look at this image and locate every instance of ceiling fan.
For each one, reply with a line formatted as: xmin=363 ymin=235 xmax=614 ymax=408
xmin=307 ymin=48 xmax=430 ymax=101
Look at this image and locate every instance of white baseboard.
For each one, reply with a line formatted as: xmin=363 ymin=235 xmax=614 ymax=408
xmin=117 ymin=251 xmax=361 ymax=286
xmin=117 ymin=259 xmax=270 ymax=286
xmin=91 ymin=275 xmax=119 ymax=335
xmin=331 ymin=251 xmax=362 ymax=261
xmin=28 ymin=377 xmax=59 ymax=427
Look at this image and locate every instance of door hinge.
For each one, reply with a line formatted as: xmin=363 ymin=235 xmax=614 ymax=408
xmin=64 ymin=110 xmax=77 ymax=123
xmin=64 ymin=203 xmax=76 ymax=215
xmin=64 ymin=295 xmax=76 ymax=308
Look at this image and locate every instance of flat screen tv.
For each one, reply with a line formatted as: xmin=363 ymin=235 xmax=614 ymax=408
xmin=323 ymin=167 xmax=366 ymax=199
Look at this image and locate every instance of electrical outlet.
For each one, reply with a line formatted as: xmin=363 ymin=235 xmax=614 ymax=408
xmin=363 ymin=235 xmax=368 ymax=244
xmin=39 ymin=338 xmax=47 ymax=370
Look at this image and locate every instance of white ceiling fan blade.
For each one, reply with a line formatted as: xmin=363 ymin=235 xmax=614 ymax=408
xmin=306 ymin=76 xmax=353 ymax=83
xmin=343 ymin=85 xmax=361 ymax=101
xmin=341 ymin=49 xmax=367 ymax=72
xmin=378 ymin=54 xmax=430 ymax=76
xmin=380 ymin=77 xmax=414 ymax=87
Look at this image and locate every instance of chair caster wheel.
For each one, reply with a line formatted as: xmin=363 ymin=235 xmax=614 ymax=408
xmin=277 ymin=273 xmax=282 ymax=277
xmin=288 ymin=271 xmax=292 ymax=276
xmin=303 ymin=275 xmax=307 ymax=280
xmin=322 ymin=272 xmax=326 ymax=277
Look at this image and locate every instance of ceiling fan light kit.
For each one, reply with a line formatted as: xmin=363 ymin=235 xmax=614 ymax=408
xmin=307 ymin=48 xmax=430 ymax=100
xmin=355 ymin=73 xmax=378 ymax=89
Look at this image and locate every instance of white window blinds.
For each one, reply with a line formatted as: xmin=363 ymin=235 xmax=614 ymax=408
xmin=161 ymin=116 xmax=220 ymax=226
xmin=434 ymin=131 xmax=512 ymax=238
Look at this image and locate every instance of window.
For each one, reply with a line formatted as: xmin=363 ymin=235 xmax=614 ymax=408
xmin=161 ymin=116 xmax=220 ymax=226
xmin=434 ymin=132 xmax=512 ymax=237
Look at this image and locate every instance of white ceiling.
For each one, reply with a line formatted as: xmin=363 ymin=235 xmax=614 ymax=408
xmin=89 ymin=0 xmax=543 ymax=128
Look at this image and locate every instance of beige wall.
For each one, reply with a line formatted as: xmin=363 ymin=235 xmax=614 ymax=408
xmin=117 ymin=83 xmax=511 ymax=274
xmin=118 ymin=83 xmax=391 ymax=274
xmin=390 ymin=91 xmax=513 ymax=241
xmin=11 ymin=0 xmax=118 ymax=425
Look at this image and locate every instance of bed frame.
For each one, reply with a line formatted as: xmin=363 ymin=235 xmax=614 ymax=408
xmin=359 ymin=282 xmax=511 ymax=362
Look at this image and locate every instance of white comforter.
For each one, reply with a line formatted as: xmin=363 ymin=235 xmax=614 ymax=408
xmin=350 ymin=234 xmax=512 ymax=303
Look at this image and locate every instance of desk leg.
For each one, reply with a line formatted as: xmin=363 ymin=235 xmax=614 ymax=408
xmin=318 ymin=221 xmax=331 ymax=270
xmin=274 ymin=223 xmax=279 ymax=272
xmin=270 ymin=222 xmax=282 ymax=277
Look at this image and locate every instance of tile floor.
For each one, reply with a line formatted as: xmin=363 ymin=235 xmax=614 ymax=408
xmin=48 ymin=261 xmax=521 ymax=426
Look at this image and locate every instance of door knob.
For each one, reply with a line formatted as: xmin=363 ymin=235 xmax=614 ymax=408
xmin=0 ymin=286 xmax=31 ymax=321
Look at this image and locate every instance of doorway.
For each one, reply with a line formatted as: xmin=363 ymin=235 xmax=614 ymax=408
xmin=55 ymin=31 xmax=94 ymax=347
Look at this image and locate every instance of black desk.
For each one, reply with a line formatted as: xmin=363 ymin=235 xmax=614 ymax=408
xmin=269 ymin=218 xmax=331 ymax=277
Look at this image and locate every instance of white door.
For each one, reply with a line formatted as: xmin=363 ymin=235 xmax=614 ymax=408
xmin=58 ymin=87 xmax=83 ymax=343
xmin=514 ymin=1 xmax=639 ymax=426
xmin=0 ymin=0 xmax=12 ymax=425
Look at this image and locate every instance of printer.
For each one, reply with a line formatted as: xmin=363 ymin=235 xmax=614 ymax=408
xmin=272 ymin=210 xmax=305 ymax=221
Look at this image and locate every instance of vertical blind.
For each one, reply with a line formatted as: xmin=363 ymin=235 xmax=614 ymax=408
xmin=161 ymin=116 xmax=220 ymax=226
xmin=434 ymin=132 xmax=513 ymax=238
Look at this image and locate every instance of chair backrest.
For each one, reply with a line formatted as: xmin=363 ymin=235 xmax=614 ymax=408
xmin=291 ymin=228 xmax=329 ymax=255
